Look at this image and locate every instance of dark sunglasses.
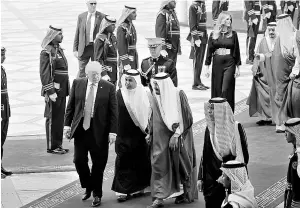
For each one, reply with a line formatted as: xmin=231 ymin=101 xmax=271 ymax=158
xmin=90 ymin=3 xmax=97 ymax=5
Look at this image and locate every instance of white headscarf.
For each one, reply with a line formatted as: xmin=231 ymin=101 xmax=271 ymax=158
xmin=150 ymin=72 xmax=182 ymax=133
xmin=221 ymin=161 xmax=258 ymax=208
xmin=276 ymin=14 xmax=296 ymax=57
xmin=264 ymin=22 xmax=277 ymax=52
xmin=97 ymin=16 xmax=116 ymax=35
xmin=284 ymin=118 xmax=300 ymax=177
xmin=117 ymin=6 xmax=136 ymax=26
xmin=160 ymin=0 xmax=176 ymax=11
xmin=204 ymin=98 xmax=246 ymax=163
xmin=41 ymin=25 xmax=62 ymax=49
xmin=121 ymin=69 xmax=151 ymax=132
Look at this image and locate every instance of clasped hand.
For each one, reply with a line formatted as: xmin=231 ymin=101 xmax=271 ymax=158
xmin=169 ymin=134 xmax=179 ymax=151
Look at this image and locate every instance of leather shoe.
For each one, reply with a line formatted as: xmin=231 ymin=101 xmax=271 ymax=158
xmin=192 ymin=85 xmax=206 ymax=90
xmin=199 ymin=83 xmax=210 ymax=89
xmin=91 ymin=196 xmax=101 ymax=207
xmin=1 ymin=173 xmax=6 ymax=179
xmin=1 ymin=166 xmax=12 ymax=176
xmin=81 ymin=189 xmax=92 ymax=201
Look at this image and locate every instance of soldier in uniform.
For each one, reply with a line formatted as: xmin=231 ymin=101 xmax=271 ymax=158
xmin=94 ymin=16 xmax=118 ymax=86
xmin=155 ymin=0 xmax=181 ymax=68
xmin=1 ymin=47 xmax=13 ymax=178
xmin=40 ymin=25 xmax=70 ymax=154
xmin=117 ymin=5 xmax=138 ymax=88
xmin=284 ymin=118 xmax=300 ymax=208
xmin=261 ymin=1 xmax=277 ymax=24
xmin=140 ymin=38 xmax=177 ymax=88
xmin=187 ymin=0 xmax=209 ymax=91
xmin=280 ymin=0 xmax=298 ymax=21
xmin=212 ymin=0 xmax=229 ymax=25
xmin=244 ymin=0 xmax=261 ymax=65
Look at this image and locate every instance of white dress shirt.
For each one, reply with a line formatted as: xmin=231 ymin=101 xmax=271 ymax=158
xmin=87 ymin=11 xmax=96 ymax=42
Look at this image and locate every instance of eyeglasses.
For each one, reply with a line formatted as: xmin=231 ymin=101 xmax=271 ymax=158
xmin=90 ymin=3 xmax=97 ymax=5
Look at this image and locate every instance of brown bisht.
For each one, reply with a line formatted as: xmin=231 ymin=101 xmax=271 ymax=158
xmin=148 ymin=90 xmax=198 ymax=202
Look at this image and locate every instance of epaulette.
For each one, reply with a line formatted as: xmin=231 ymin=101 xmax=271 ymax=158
xmin=120 ymin=22 xmax=129 ymax=30
xmin=41 ymin=45 xmax=55 ymax=55
xmin=157 ymin=9 xmax=167 ymax=17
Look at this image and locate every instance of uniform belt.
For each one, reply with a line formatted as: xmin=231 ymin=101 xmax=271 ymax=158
xmin=254 ymin=11 xmax=260 ymax=15
xmin=1 ymin=89 xmax=8 ymax=93
xmin=54 ymin=70 xmax=68 ymax=75
xmin=198 ymin=23 xmax=206 ymax=26
xmin=128 ymin=45 xmax=136 ymax=50
xmin=106 ymin=57 xmax=117 ymax=62
xmin=128 ymin=55 xmax=134 ymax=61
xmin=215 ymin=48 xmax=231 ymax=55
xmin=168 ymin=31 xmax=180 ymax=35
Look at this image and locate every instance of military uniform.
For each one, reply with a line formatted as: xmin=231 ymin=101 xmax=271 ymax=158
xmin=244 ymin=0 xmax=261 ymax=62
xmin=94 ymin=33 xmax=118 ymax=85
xmin=155 ymin=7 xmax=181 ymax=67
xmin=40 ymin=44 xmax=70 ymax=152
xmin=140 ymin=55 xmax=177 ymax=87
xmin=117 ymin=20 xmax=138 ymax=71
xmin=1 ymin=65 xmax=10 ymax=160
xmin=212 ymin=0 xmax=229 ymax=24
xmin=187 ymin=1 xmax=208 ymax=89
xmin=280 ymin=0 xmax=298 ymax=21
xmin=261 ymin=0 xmax=277 ymax=24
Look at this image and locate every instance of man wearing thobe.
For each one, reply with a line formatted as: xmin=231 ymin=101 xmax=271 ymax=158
xmin=156 ymin=0 xmax=181 ymax=68
xmin=140 ymin=38 xmax=177 ymax=87
xmin=283 ymin=118 xmax=300 ymax=208
xmin=64 ymin=61 xmax=117 ymax=207
xmin=40 ymin=25 xmax=70 ymax=154
xmin=94 ymin=16 xmax=118 ymax=85
xmin=187 ymin=0 xmax=209 ymax=90
xmin=244 ymin=0 xmax=261 ymax=65
xmin=111 ymin=69 xmax=151 ymax=202
xmin=247 ymin=22 xmax=277 ymax=126
xmin=1 ymin=47 xmax=13 ymax=179
xmin=73 ymin=0 xmax=106 ymax=78
xmin=147 ymin=73 xmax=197 ymax=208
xmin=212 ymin=0 xmax=229 ymax=25
xmin=279 ymin=29 xmax=300 ymax=119
xmin=117 ymin=5 xmax=138 ymax=87
xmin=272 ymin=14 xmax=297 ymax=132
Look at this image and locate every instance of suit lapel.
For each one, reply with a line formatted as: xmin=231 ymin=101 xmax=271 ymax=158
xmin=58 ymin=47 xmax=68 ymax=69
xmin=94 ymin=79 xmax=103 ymax=110
xmin=83 ymin=11 xmax=88 ymax=32
xmin=94 ymin=11 xmax=100 ymax=30
xmin=82 ymin=78 xmax=88 ymax=104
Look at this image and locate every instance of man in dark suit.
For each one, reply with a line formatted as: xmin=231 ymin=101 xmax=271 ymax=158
xmin=73 ymin=0 xmax=106 ymax=78
xmin=64 ymin=61 xmax=117 ymax=207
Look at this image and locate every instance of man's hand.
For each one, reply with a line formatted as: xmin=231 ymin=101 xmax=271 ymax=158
xmin=252 ymin=18 xmax=259 ymax=25
xmin=63 ymin=127 xmax=71 ymax=140
xmin=195 ymin=40 xmax=201 ymax=47
xmin=197 ymin=180 xmax=203 ymax=192
xmin=234 ymin=66 xmax=240 ymax=78
xmin=205 ymin=65 xmax=210 ymax=78
xmin=73 ymin=51 xmax=78 ymax=58
xmin=289 ymin=72 xmax=296 ymax=80
xmin=145 ymin=134 xmax=151 ymax=145
xmin=109 ymin=134 xmax=116 ymax=145
xmin=44 ymin=94 xmax=49 ymax=102
xmin=169 ymin=134 xmax=179 ymax=151
xmin=49 ymin=93 xmax=58 ymax=102
xmin=102 ymin=75 xmax=110 ymax=81
xmin=161 ymin=50 xmax=168 ymax=57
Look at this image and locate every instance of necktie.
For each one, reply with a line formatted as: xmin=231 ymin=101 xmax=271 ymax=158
xmin=83 ymin=83 xmax=95 ymax=130
xmin=86 ymin=13 xmax=92 ymax=46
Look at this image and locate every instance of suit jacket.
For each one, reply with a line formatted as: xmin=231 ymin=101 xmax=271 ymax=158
xmin=73 ymin=11 xmax=106 ymax=58
xmin=1 ymin=66 xmax=10 ymax=120
xmin=64 ymin=78 xmax=118 ymax=147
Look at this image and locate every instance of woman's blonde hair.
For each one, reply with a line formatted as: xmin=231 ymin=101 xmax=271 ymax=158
xmin=213 ymin=11 xmax=233 ymax=40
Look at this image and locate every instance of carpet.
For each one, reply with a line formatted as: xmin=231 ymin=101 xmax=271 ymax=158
xmin=21 ymin=99 xmax=292 ymax=208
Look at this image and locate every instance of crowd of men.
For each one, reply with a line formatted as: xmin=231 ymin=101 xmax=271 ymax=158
xmin=1 ymin=0 xmax=300 ymax=207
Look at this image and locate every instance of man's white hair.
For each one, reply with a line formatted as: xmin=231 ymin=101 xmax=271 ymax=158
xmin=85 ymin=61 xmax=102 ymax=73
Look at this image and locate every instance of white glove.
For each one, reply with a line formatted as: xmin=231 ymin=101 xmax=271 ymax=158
xmin=265 ymin=12 xmax=271 ymax=19
xmin=269 ymin=5 xmax=273 ymax=10
xmin=49 ymin=93 xmax=57 ymax=102
xmin=102 ymin=75 xmax=110 ymax=81
xmin=63 ymin=126 xmax=71 ymax=140
xmin=252 ymin=18 xmax=259 ymax=25
xmin=195 ymin=39 xmax=201 ymax=47
xmin=161 ymin=50 xmax=168 ymax=57
xmin=124 ymin=64 xmax=131 ymax=71
xmin=288 ymin=5 xmax=294 ymax=12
